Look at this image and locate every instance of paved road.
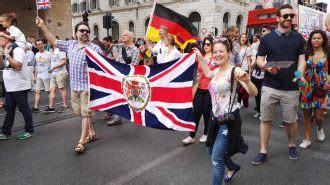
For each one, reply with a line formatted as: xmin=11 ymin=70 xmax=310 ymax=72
xmin=0 ymin=94 xmax=329 ymax=185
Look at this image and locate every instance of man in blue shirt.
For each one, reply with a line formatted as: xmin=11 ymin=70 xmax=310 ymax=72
xmin=252 ymin=4 xmax=306 ymax=165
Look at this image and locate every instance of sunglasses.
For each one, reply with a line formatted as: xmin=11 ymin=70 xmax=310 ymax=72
xmin=78 ymin=29 xmax=90 ymax=34
xmin=281 ymin=14 xmax=295 ymax=19
xmin=204 ymin=43 xmax=211 ymax=47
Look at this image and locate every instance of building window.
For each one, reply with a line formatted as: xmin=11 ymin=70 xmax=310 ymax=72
xmin=90 ymin=0 xmax=98 ymax=10
xmin=236 ymin=15 xmax=243 ymax=33
xmin=125 ymin=0 xmax=135 ymax=6
xmin=145 ymin=17 xmax=150 ymax=34
xmin=129 ymin=21 xmax=134 ymax=33
xmin=188 ymin=12 xmax=201 ymax=36
xmin=94 ymin=25 xmax=99 ymax=38
xmin=80 ymin=2 xmax=87 ymax=12
xmin=109 ymin=0 xmax=119 ymax=6
xmin=72 ymin=3 xmax=78 ymax=13
xmin=223 ymin=12 xmax=230 ymax=32
xmin=112 ymin=21 xmax=120 ymax=41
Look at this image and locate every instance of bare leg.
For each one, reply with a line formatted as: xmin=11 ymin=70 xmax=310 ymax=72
xmin=303 ymin=109 xmax=312 ymax=141
xmin=34 ymin=91 xmax=41 ymax=108
xmin=59 ymin=87 xmax=68 ymax=107
xmin=78 ymin=117 xmax=90 ymax=144
xmin=314 ymin=109 xmax=325 ymax=130
xmin=49 ymin=88 xmax=56 ymax=108
xmin=286 ymin=121 xmax=298 ymax=147
xmin=260 ymin=121 xmax=272 ymax=153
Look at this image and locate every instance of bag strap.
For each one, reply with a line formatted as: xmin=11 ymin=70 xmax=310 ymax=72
xmin=240 ymin=48 xmax=247 ymax=65
xmin=228 ymin=67 xmax=238 ymax=113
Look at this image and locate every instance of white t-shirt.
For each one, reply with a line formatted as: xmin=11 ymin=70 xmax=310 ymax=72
xmin=50 ymin=48 xmax=67 ymax=75
xmin=35 ymin=51 xmax=52 ymax=79
xmin=7 ymin=25 xmax=27 ymax=49
xmin=153 ymin=40 xmax=167 ymax=64
xmin=161 ymin=47 xmax=181 ymax=64
xmin=24 ymin=50 xmax=35 ymax=81
xmin=3 ymin=47 xmax=31 ymax=92
xmin=239 ymin=46 xmax=252 ymax=71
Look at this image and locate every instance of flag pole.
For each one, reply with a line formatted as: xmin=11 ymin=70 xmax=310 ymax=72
xmin=36 ymin=0 xmax=39 ymax=17
xmin=145 ymin=0 xmax=156 ymax=38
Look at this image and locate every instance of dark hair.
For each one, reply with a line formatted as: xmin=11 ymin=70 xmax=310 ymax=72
xmin=276 ymin=4 xmax=293 ymax=17
xmin=74 ymin=22 xmax=90 ymax=33
xmin=262 ymin=25 xmax=272 ymax=31
xmin=239 ymin=33 xmax=249 ymax=46
xmin=184 ymin=42 xmax=201 ymax=53
xmin=3 ymin=12 xmax=18 ymax=26
xmin=213 ymin=35 xmax=233 ymax=53
xmin=253 ymin=34 xmax=260 ymax=40
xmin=201 ymin=36 xmax=213 ymax=55
xmin=305 ymin=30 xmax=328 ymax=58
xmin=91 ymin=37 xmax=105 ymax=51
xmin=35 ymin=39 xmax=44 ymax=45
xmin=103 ymin=36 xmax=113 ymax=42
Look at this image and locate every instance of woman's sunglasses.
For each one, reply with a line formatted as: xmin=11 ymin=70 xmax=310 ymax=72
xmin=281 ymin=14 xmax=295 ymax=20
xmin=204 ymin=43 xmax=211 ymax=47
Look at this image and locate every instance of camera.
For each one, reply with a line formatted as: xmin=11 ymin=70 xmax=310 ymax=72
xmin=216 ymin=113 xmax=235 ymax=125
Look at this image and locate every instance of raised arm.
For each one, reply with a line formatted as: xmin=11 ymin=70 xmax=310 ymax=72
xmin=192 ymin=48 xmax=214 ymax=79
xmin=35 ymin=17 xmax=57 ymax=47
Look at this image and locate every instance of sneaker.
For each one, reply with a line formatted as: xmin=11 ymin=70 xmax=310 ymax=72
xmin=0 ymin=133 xmax=11 ymax=140
xmin=299 ymin=140 xmax=311 ymax=149
xmin=31 ymin=107 xmax=39 ymax=113
xmin=199 ymin=135 xmax=207 ymax=143
xmin=253 ymin=113 xmax=260 ymax=118
xmin=317 ymin=128 xmax=325 ymax=142
xmin=17 ymin=131 xmax=35 ymax=140
xmin=107 ymin=120 xmax=122 ymax=126
xmin=288 ymin=147 xmax=299 ymax=160
xmin=251 ymin=153 xmax=267 ymax=165
xmin=182 ymin=136 xmax=195 ymax=145
xmin=58 ymin=106 xmax=69 ymax=113
xmin=278 ymin=122 xmax=285 ymax=128
xmin=43 ymin=107 xmax=55 ymax=113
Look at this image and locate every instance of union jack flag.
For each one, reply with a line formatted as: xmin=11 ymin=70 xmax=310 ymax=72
xmin=86 ymin=47 xmax=196 ymax=132
xmin=37 ymin=0 xmax=52 ymax=10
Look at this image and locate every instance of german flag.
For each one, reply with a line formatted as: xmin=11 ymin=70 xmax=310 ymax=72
xmin=146 ymin=3 xmax=198 ymax=49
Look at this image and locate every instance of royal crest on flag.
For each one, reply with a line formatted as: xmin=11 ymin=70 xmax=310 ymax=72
xmin=37 ymin=0 xmax=52 ymax=10
xmin=86 ymin=47 xmax=196 ymax=132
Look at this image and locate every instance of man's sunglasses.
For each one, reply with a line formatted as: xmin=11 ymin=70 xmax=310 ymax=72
xmin=204 ymin=43 xmax=211 ymax=47
xmin=78 ymin=29 xmax=90 ymax=33
xmin=281 ymin=14 xmax=295 ymax=19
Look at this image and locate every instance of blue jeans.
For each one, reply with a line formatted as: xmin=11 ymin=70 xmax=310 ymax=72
xmin=2 ymin=90 xmax=34 ymax=136
xmin=207 ymin=124 xmax=240 ymax=185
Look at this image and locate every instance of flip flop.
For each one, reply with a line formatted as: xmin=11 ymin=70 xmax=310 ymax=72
xmin=74 ymin=142 xmax=86 ymax=153
xmin=86 ymin=135 xmax=98 ymax=143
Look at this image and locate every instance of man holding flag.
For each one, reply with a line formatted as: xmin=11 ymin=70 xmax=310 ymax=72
xmin=35 ymin=17 xmax=102 ymax=153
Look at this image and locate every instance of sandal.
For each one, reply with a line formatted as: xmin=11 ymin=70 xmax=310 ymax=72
xmin=74 ymin=142 xmax=85 ymax=153
xmin=86 ymin=135 xmax=98 ymax=143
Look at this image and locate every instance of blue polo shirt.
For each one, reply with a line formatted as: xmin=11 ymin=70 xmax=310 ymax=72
xmin=257 ymin=30 xmax=305 ymax=91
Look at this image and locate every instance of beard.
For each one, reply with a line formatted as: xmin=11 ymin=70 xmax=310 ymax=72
xmin=79 ymin=35 xmax=89 ymax=42
xmin=280 ymin=20 xmax=292 ymax=29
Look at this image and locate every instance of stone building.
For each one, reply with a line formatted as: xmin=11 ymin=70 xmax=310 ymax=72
xmin=0 ymin=0 xmax=72 ymax=39
xmin=71 ymin=0 xmax=250 ymax=41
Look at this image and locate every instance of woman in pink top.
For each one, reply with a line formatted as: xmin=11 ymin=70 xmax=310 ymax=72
xmin=182 ymin=37 xmax=218 ymax=145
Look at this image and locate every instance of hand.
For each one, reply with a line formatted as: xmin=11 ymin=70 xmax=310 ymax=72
xmin=266 ymin=67 xmax=280 ymax=75
xmin=235 ymin=68 xmax=250 ymax=83
xmin=4 ymin=45 xmax=12 ymax=57
xmin=35 ymin=17 xmax=45 ymax=28
xmin=192 ymin=48 xmax=203 ymax=61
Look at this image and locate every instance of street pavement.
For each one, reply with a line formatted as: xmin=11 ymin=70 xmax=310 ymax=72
xmin=0 ymin=91 xmax=329 ymax=185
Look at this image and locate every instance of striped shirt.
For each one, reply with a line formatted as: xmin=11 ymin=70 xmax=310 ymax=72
xmin=57 ymin=40 xmax=102 ymax=91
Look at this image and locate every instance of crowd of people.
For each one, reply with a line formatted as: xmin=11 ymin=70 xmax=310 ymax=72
xmin=0 ymin=4 xmax=329 ymax=185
